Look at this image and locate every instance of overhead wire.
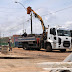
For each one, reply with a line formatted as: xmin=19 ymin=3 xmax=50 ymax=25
xmin=2 ymin=5 xmax=72 ymax=35
xmin=1 ymin=2 xmax=72 ymax=36
xmin=41 ymin=5 xmax=72 ymax=17
xmin=0 ymin=0 xmax=32 ymax=13
xmin=2 ymin=18 xmax=30 ymax=34
xmin=0 ymin=7 xmax=24 ymax=9
xmin=0 ymin=10 xmax=25 ymax=13
xmin=1 ymin=5 xmax=72 ymax=27
xmin=9 ymin=19 xmax=30 ymax=30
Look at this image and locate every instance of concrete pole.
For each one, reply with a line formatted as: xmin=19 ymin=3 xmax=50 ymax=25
xmin=31 ymin=12 xmax=32 ymax=34
xmin=23 ymin=22 xmax=24 ymax=34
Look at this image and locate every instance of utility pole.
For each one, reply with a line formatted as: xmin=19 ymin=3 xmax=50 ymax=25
xmin=23 ymin=22 xmax=24 ymax=34
xmin=31 ymin=12 xmax=32 ymax=34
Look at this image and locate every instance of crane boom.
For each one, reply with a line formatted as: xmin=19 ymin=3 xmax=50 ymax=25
xmin=27 ymin=7 xmax=46 ymax=33
xmin=27 ymin=6 xmax=47 ymax=40
xmin=32 ymin=10 xmax=46 ymax=32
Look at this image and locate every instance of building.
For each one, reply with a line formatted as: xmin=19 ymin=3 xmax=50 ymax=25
xmin=11 ymin=35 xmax=22 ymax=47
xmin=0 ymin=37 xmax=9 ymax=45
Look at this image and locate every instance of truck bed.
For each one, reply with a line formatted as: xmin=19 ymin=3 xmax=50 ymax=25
xmin=18 ymin=37 xmax=36 ymax=42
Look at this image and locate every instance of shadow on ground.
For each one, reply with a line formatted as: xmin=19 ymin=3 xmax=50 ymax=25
xmin=30 ymin=49 xmax=72 ymax=53
xmin=0 ymin=57 xmax=34 ymax=59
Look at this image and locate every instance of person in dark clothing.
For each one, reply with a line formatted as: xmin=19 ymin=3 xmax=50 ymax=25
xmin=8 ymin=42 xmax=12 ymax=51
xmin=22 ymin=32 xmax=27 ymax=37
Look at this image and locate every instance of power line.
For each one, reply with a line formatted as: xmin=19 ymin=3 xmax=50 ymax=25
xmin=1 ymin=4 xmax=72 ymax=36
xmin=0 ymin=15 xmax=29 ymax=30
xmin=0 ymin=15 xmax=25 ymax=24
xmin=0 ymin=5 xmax=71 ymax=14
xmin=42 ymin=5 xmax=72 ymax=17
xmin=10 ymin=19 xmax=30 ymax=30
xmin=3 ymin=5 xmax=72 ymax=32
xmin=2 ymin=19 xmax=30 ymax=33
xmin=0 ymin=10 xmax=25 ymax=13
xmin=0 ymin=7 xmax=24 ymax=9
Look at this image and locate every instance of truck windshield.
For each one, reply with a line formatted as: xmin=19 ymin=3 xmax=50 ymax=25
xmin=57 ymin=30 xmax=71 ymax=37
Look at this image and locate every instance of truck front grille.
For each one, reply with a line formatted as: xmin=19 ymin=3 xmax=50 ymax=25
xmin=63 ymin=41 xmax=70 ymax=47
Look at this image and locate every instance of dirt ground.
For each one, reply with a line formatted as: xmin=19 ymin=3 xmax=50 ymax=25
xmin=0 ymin=47 xmax=72 ymax=72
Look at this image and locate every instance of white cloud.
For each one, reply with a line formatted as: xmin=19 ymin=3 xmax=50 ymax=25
xmin=1 ymin=0 xmax=72 ymax=37
xmin=63 ymin=21 xmax=72 ymax=30
xmin=0 ymin=6 xmax=57 ymax=37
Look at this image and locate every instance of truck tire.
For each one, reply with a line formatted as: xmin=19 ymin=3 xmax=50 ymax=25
xmin=23 ymin=44 xmax=29 ymax=50
xmin=60 ymin=49 xmax=66 ymax=52
xmin=45 ymin=44 xmax=52 ymax=52
xmin=36 ymin=48 xmax=40 ymax=51
xmin=60 ymin=70 xmax=71 ymax=72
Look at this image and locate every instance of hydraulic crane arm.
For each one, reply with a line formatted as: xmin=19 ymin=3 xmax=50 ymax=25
xmin=27 ymin=6 xmax=47 ymax=40
xmin=27 ymin=6 xmax=46 ymax=32
xmin=32 ymin=11 xmax=46 ymax=32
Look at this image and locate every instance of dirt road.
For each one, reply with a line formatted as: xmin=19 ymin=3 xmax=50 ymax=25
xmin=12 ymin=48 xmax=71 ymax=62
xmin=0 ymin=48 xmax=72 ymax=72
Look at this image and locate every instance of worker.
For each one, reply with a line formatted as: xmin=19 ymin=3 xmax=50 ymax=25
xmin=22 ymin=32 xmax=27 ymax=37
xmin=8 ymin=40 xmax=12 ymax=51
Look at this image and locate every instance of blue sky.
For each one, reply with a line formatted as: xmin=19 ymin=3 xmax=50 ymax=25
xmin=0 ymin=0 xmax=72 ymax=37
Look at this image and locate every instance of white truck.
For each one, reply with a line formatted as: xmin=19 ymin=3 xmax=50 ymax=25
xmin=18 ymin=7 xmax=71 ymax=52
xmin=18 ymin=26 xmax=71 ymax=52
xmin=45 ymin=27 xmax=71 ymax=52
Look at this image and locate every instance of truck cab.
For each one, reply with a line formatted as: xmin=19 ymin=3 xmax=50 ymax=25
xmin=46 ymin=27 xmax=71 ymax=52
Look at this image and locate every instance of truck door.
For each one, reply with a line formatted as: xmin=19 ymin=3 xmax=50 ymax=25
xmin=52 ymin=28 xmax=57 ymax=48
xmin=49 ymin=28 xmax=58 ymax=48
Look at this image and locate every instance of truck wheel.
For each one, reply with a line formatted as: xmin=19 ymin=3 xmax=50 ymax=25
xmin=23 ymin=44 xmax=29 ymax=50
xmin=60 ymin=70 xmax=71 ymax=72
xmin=46 ymin=44 xmax=52 ymax=52
xmin=60 ymin=49 xmax=66 ymax=52
xmin=36 ymin=48 xmax=40 ymax=51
